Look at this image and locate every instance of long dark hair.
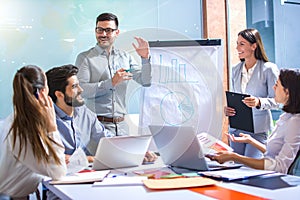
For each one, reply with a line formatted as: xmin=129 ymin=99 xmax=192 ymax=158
xmin=9 ymin=65 xmax=61 ymax=164
xmin=238 ymin=28 xmax=269 ymax=62
xmin=279 ymin=69 xmax=300 ymax=114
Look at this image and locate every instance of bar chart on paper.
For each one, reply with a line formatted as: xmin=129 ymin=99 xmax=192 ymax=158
xmin=158 ymin=54 xmax=198 ymax=84
xmin=141 ymin=41 xmax=224 ymax=138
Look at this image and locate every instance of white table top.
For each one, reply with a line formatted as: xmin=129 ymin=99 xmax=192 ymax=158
xmin=44 ymin=158 xmax=300 ymax=200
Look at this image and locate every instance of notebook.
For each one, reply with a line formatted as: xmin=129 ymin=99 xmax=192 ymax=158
xmin=50 ymin=170 xmax=110 ymax=184
xmin=149 ymin=125 xmax=242 ymax=173
xmin=92 ymin=135 xmax=151 ymax=170
xmin=226 ymin=91 xmax=254 ymax=132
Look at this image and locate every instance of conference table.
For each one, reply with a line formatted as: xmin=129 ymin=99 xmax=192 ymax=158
xmin=43 ymin=158 xmax=300 ymax=200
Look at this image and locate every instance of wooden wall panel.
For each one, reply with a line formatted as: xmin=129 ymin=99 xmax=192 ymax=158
xmin=203 ymin=0 xmax=246 ymax=143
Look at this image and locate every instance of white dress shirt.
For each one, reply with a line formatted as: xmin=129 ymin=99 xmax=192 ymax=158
xmin=0 ymin=114 xmax=66 ymax=198
xmin=241 ymin=62 xmax=257 ymax=94
xmin=264 ymin=112 xmax=300 ymax=173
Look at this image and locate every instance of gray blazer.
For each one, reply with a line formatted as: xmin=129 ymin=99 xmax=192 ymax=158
xmin=231 ymin=60 xmax=279 ymax=133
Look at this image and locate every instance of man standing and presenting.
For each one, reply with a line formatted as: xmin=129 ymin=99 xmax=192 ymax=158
xmin=75 ymin=12 xmax=151 ymax=136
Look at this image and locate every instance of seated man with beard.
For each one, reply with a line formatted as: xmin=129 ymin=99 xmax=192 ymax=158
xmin=46 ymin=64 xmax=113 ymax=163
xmin=46 ymin=64 xmax=157 ymax=163
xmin=45 ymin=65 xmax=157 ymax=200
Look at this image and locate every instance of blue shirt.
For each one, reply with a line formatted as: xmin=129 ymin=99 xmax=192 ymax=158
xmin=55 ymin=104 xmax=112 ymax=156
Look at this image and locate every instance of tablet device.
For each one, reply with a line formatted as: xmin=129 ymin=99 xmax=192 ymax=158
xmin=226 ymin=91 xmax=254 ymax=133
xmin=92 ymin=135 xmax=151 ymax=170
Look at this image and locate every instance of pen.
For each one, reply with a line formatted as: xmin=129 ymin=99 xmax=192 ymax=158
xmin=124 ymin=69 xmax=132 ymax=72
xmin=111 ymin=172 xmax=127 ymax=178
xmin=143 ymin=161 xmax=154 ymax=165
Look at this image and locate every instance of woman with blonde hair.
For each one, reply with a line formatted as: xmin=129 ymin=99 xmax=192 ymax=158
xmin=0 ymin=65 xmax=66 ymax=199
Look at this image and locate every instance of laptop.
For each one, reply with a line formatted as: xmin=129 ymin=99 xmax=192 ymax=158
xmin=92 ymin=135 xmax=151 ymax=170
xmin=148 ymin=125 xmax=242 ymax=173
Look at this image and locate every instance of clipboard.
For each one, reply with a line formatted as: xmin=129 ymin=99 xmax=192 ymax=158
xmin=225 ymin=91 xmax=254 ymax=133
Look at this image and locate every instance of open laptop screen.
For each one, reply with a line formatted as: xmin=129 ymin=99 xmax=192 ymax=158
xmin=149 ymin=125 xmax=242 ymax=172
xmin=92 ymin=135 xmax=151 ymax=170
xmin=149 ymin=125 xmax=210 ymax=171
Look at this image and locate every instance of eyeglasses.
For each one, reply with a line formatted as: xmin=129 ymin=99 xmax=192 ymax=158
xmin=95 ymin=27 xmax=117 ymax=34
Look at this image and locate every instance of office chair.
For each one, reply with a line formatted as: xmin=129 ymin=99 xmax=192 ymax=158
xmin=288 ymin=150 xmax=300 ymax=176
xmin=0 ymin=194 xmax=10 ymax=200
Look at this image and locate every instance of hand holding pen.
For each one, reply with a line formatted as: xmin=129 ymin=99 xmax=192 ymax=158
xmin=111 ymin=68 xmax=133 ymax=86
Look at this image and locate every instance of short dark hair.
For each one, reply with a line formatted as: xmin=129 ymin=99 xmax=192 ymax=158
xmin=96 ymin=13 xmax=119 ymax=28
xmin=279 ymin=68 xmax=300 ymax=114
xmin=46 ymin=64 xmax=78 ymax=103
xmin=238 ymin=28 xmax=268 ymax=62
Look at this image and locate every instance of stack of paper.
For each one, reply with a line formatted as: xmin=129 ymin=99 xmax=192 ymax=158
xmin=197 ymin=132 xmax=233 ymax=154
xmin=93 ymin=176 xmax=148 ymax=186
xmin=50 ymin=170 xmax=110 ymax=184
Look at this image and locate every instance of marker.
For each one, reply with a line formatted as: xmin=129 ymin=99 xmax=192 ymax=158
xmin=78 ymin=169 xmax=95 ymax=173
xmin=124 ymin=69 xmax=132 ymax=72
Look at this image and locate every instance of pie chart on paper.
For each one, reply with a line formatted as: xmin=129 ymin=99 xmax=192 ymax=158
xmin=160 ymin=91 xmax=194 ymax=125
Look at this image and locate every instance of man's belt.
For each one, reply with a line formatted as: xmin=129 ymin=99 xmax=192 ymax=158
xmin=97 ymin=116 xmax=125 ymax=123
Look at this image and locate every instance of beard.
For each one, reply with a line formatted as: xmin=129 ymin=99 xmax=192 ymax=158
xmin=97 ymin=36 xmax=115 ymax=49
xmin=64 ymin=93 xmax=85 ymax=107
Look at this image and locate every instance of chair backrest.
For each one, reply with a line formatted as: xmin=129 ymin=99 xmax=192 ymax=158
xmin=288 ymin=150 xmax=300 ymax=176
xmin=0 ymin=194 xmax=10 ymax=200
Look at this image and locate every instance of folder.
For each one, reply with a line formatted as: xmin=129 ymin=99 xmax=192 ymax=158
xmin=142 ymin=177 xmax=218 ymax=189
xmin=225 ymin=91 xmax=254 ymax=133
xmin=198 ymin=167 xmax=275 ymax=182
xmin=234 ymin=173 xmax=296 ymax=189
